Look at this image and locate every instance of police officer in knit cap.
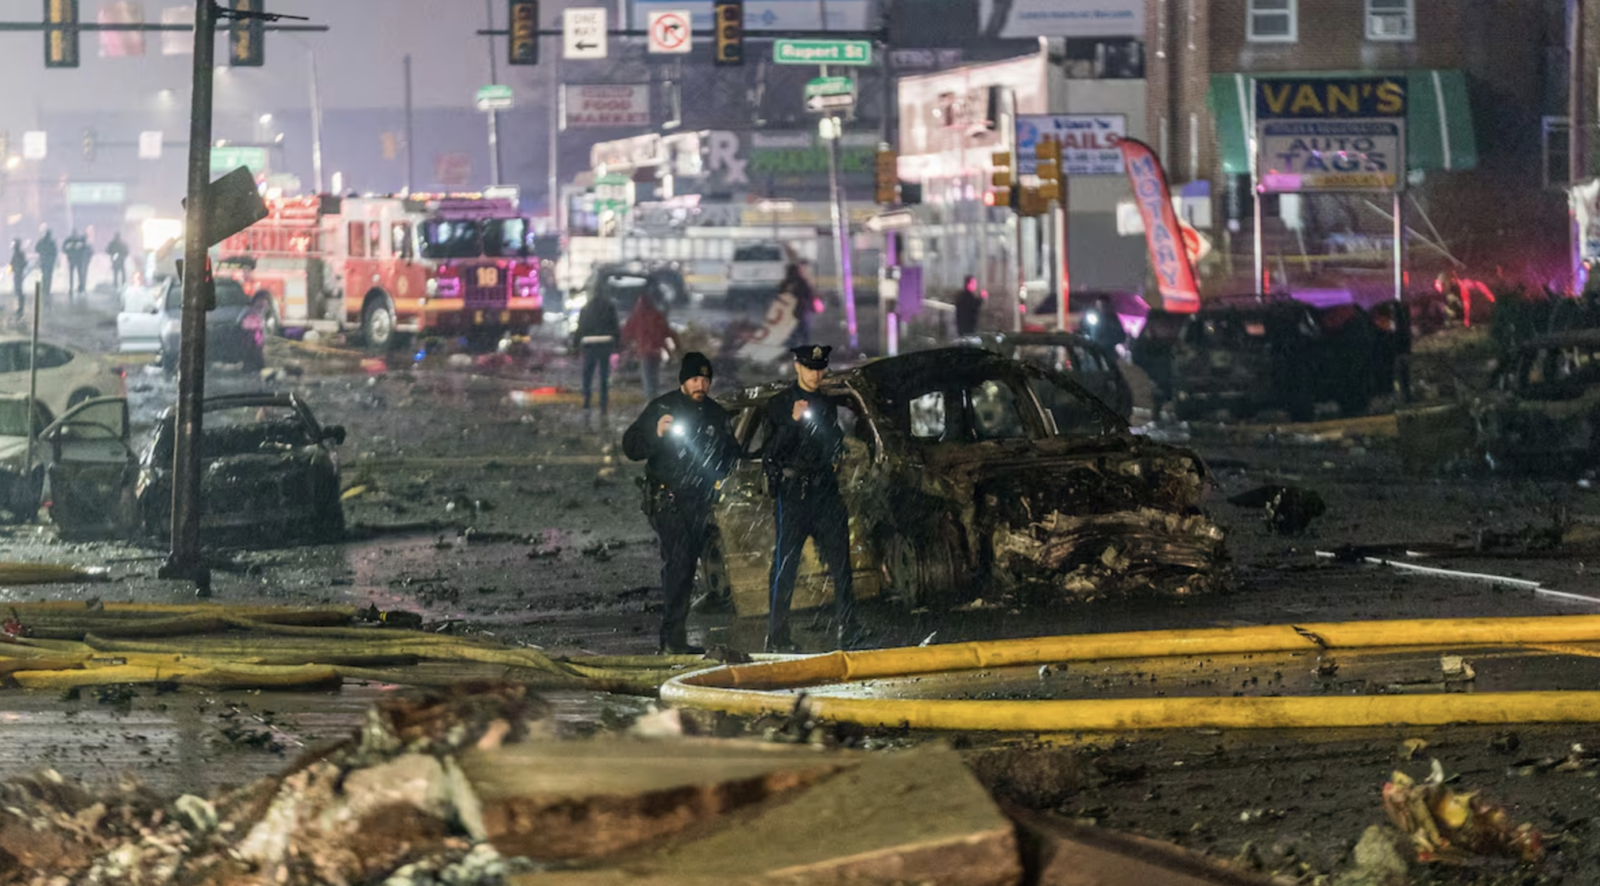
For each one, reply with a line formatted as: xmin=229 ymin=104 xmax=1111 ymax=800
xmin=623 ymin=351 xmax=738 ymax=654
xmin=762 ymin=344 xmax=864 ymax=653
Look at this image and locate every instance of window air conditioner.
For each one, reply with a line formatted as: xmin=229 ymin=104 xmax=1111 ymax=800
xmin=1369 ymin=13 xmax=1410 ymax=38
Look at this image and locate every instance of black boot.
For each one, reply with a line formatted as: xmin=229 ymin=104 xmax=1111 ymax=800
xmin=659 ymin=628 xmax=705 ymax=656
xmin=764 ymin=630 xmax=799 ymax=654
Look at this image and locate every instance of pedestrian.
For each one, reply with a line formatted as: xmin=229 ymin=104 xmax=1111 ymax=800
xmin=575 ymin=285 xmax=620 ymax=413
xmin=781 ymin=262 xmax=819 ymax=347
xmin=106 ymin=232 xmax=129 ymax=291
xmin=62 ymin=230 xmax=87 ymax=299
xmin=8 ymin=240 xmax=26 ymax=318
xmin=77 ymin=227 xmax=94 ymax=296
xmin=622 ymin=351 xmax=738 ymax=655
xmin=34 ymin=228 xmax=57 ymax=302
xmin=1083 ymin=295 xmax=1126 ymax=356
xmin=621 ymin=280 xmax=679 ymax=402
xmin=954 ymin=274 xmax=984 ymax=337
xmin=762 ymin=344 xmax=864 ymax=653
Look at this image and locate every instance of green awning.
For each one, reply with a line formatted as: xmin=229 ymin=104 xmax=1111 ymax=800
xmin=1207 ymin=69 xmax=1477 ymax=175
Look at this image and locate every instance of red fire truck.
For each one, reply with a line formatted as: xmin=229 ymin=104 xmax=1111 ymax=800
xmin=216 ymin=193 xmax=543 ymax=350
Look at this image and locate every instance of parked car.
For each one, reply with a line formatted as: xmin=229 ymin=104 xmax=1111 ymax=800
xmin=137 ymin=393 xmax=345 ymax=541
xmin=955 ymin=332 xmax=1133 ymax=420
xmin=0 ymin=394 xmax=50 ymax=523
xmin=158 ymin=277 xmax=267 ymax=373
xmin=116 ymin=275 xmax=172 ymax=354
xmin=700 ymin=349 xmax=1224 ymax=617
xmin=1025 ymin=290 xmax=1149 ymax=339
xmin=0 ymin=335 xmax=124 ymax=419
xmin=724 ymin=242 xmax=787 ymax=309
xmin=39 ymin=397 xmax=139 ymax=539
xmin=1469 ymin=330 xmax=1600 ymax=472
xmin=1139 ymin=300 xmax=1398 ymax=422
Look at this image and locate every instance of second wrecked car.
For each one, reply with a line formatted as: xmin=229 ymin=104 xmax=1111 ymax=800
xmin=702 ymin=349 xmax=1225 ymax=617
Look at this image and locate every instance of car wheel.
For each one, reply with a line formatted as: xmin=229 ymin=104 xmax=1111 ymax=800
xmin=66 ymin=387 xmax=99 ymax=408
xmin=253 ymin=295 xmax=280 ymax=337
xmin=693 ymin=528 xmax=735 ymax=613
xmin=884 ymin=517 xmax=965 ymax=611
xmin=362 ymin=300 xmax=396 ymax=352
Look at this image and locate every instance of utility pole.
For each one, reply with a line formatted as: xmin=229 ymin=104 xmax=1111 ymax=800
xmin=309 ymin=47 xmax=324 ymax=193
xmin=404 ymin=53 xmax=415 ymax=193
xmin=485 ymin=0 xmax=503 ymax=186
xmin=160 ymin=0 xmax=218 ymax=595
xmin=1571 ymin=0 xmax=1587 ymax=290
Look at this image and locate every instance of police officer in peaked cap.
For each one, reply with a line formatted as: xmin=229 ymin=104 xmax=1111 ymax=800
xmin=762 ymin=344 xmax=865 ymax=653
xmin=622 ymin=351 xmax=739 ymax=655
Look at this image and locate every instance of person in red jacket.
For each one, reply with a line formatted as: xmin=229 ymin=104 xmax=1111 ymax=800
xmin=621 ymin=279 xmax=680 ymax=400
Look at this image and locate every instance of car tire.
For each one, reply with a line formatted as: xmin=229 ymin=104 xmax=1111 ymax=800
xmin=66 ymin=388 xmax=99 ymax=408
xmin=692 ymin=528 xmax=735 ymax=613
xmin=884 ymin=516 xmax=965 ymax=611
xmin=362 ymin=300 xmax=396 ymax=353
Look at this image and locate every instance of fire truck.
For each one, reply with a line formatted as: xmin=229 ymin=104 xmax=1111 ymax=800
xmin=215 ymin=193 xmax=543 ymax=350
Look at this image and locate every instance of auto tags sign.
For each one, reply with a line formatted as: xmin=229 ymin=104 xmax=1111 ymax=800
xmin=1254 ymin=76 xmax=1406 ymax=193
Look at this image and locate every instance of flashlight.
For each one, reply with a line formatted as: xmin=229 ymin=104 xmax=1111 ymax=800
xmin=671 ymin=422 xmax=686 ymax=437
xmin=803 ymin=409 xmax=813 ymax=420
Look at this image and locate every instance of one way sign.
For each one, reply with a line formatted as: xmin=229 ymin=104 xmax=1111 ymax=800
xmin=563 ymin=8 xmax=607 ymax=59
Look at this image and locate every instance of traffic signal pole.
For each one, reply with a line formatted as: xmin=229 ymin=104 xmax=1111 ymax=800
xmin=160 ymin=0 xmax=217 ymax=595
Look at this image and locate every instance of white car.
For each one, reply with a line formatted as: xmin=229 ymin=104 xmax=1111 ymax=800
xmin=0 ymin=336 xmax=125 ymax=420
xmin=117 ymin=276 xmax=173 ymax=354
xmin=724 ymin=242 xmax=787 ymax=308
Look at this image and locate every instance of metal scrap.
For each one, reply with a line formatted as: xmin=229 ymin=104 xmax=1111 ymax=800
xmin=1381 ymin=759 xmax=1543 ymax=863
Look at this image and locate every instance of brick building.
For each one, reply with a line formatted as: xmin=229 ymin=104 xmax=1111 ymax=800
xmin=1145 ymin=0 xmax=1572 ymax=296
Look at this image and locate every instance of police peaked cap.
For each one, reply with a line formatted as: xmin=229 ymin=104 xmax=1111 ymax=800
xmin=791 ymin=345 xmax=832 ymax=369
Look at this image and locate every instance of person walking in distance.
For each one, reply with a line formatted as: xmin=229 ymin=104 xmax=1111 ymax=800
xmin=8 ymin=241 xmax=27 ymax=319
xmin=34 ymin=228 xmax=57 ymax=303
xmin=621 ymin=280 xmax=679 ymax=401
xmin=953 ymin=274 xmax=985 ymax=337
xmin=106 ymin=232 xmax=129 ymax=291
xmin=61 ymin=230 xmax=87 ymax=300
xmin=781 ymin=262 xmax=820 ymax=347
xmin=622 ymin=352 xmax=738 ymax=654
xmin=575 ymin=286 xmax=620 ymax=413
xmin=762 ymin=344 xmax=864 ymax=653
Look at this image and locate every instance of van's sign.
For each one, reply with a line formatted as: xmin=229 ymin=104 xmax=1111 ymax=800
xmin=1254 ymin=76 xmax=1406 ymax=119
xmin=1254 ymin=76 xmax=1406 ymax=193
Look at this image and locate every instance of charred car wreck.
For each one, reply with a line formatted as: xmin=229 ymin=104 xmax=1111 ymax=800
xmin=703 ymin=349 xmax=1225 ymax=617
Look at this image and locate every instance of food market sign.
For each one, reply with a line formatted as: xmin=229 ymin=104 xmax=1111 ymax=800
xmin=1254 ymin=76 xmax=1406 ymax=193
xmin=563 ymin=84 xmax=651 ymax=128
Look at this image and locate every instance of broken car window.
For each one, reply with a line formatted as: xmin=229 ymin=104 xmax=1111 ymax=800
xmin=969 ymin=380 xmax=1027 ymax=440
xmin=910 ymin=392 xmax=946 ymax=440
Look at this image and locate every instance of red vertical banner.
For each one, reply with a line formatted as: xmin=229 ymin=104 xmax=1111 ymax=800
xmin=1118 ymin=138 xmax=1200 ymax=313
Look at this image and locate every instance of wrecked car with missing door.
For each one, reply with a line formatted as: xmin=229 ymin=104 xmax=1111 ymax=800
xmin=701 ymin=349 xmax=1225 ymax=618
xmin=138 ymin=393 xmax=346 ymax=541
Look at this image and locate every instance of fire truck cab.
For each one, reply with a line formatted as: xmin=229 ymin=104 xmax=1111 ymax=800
xmin=217 ymin=193 xmax=543 ymax=350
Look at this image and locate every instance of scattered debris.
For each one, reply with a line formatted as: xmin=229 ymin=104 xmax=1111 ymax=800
xmin=1381 ymin=759 xmax=1543 ymax=863
xmin=1228 ymin=485 xmax=1326 ymax=535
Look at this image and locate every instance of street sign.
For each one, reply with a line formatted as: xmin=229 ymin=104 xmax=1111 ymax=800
xmin=66 ymin=182 xmax=127 ymax=205
xmin=476 ymin=84 xmax=514 ymax=112
xmin=209 ymin=146 xmax=268 ymax=178
xmin=865 ymin=208 xmax=914 ymax=232
xmin=138 ymin=131 xmax=163 ymax=160
xmin=804 ymin=76 xmax=853 ymax=99
xmin=805 ymin=92 xmax=855 ymax=113
xmin=773 ymin=39 xmax=871 ymax=66
xmin=563 ymin=7 xmax=608 ymax=59
xmin=647 ymin=9 xmax=692 ymax=54
xmin=22 ymin=132 xmax=46 ymax=161
xmin=756 ymin=198 xmax=796 ymax=213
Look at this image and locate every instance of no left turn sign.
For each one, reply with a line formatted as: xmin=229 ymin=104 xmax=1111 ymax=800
xmin=647 ymin=10 xmax=692 ymax=54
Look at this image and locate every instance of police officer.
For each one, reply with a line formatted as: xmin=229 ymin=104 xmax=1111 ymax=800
xmin=764 ymin=344 xmax=863 ymax=653
xmin=622 ymin=351 xmax=738 ymax=655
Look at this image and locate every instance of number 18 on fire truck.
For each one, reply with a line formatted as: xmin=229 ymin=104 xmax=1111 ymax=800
xmin=215 ymin=193 xmax=543 ymax=350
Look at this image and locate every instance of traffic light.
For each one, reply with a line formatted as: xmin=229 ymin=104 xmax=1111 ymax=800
xmin=82 ymin=127 xmax=96 ymax=163
xmin=1034 ymin=135 xmax=1061 ymax=202
xmin=714 ymin=0 xmax=743 ymax=66
xmin=229 ymin=0 xmax=264 ymax=67
xmin=44 ymin=0 xmax=80 ymax=69
xmin=509 ymin=0 xmax=538 ymax=65
xmin=989 ymin=149 xmax=1013 ymax=210
xmin=874 ymin=149 xmax=898 ymax=205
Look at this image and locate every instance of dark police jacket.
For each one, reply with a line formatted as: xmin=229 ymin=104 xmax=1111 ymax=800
xmin=622 ymin=390 xmax=738 ymax=509
xmin=763 ymin=384 xmax=844 ymax=493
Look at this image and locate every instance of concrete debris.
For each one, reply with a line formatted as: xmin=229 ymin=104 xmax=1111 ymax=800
xmin=1226 ymin=485 xmax=1326 ymax=535
xmin=1381 ymin=759 xmax=1542 ymax=863
xmin=1329 ymin=825 xmax=1411 ymax=886
xmin=1010 ymin=808 xmax=1290 ymax=886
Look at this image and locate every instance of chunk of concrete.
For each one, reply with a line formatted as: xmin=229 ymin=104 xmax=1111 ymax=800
xmin=512 ymin=743 xmax=1020 ymax=886
xmin=461 ymin=738 xmax=861 ymax=862
xmin=1010 ymin=808 xmax=1289 ymax=886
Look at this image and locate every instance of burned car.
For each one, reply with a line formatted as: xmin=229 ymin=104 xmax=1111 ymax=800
xmin=137 ymin=393 xmax=345 ymax=540
xmin=955 ymin=332 xmax=1133 ymax=419
xmin=702 ymin=349 xmax=1224 ymax=618
xmin=1139 ymin=300 xmax=1397 ymax=422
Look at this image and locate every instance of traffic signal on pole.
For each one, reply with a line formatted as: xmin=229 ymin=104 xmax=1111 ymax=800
xmin=229 ymin=0 xmax=264 ymax=67
xmin=44 ymin=0 xmax=80 ymax=69
xmin=874 ymin=149 xmax=898 ymax=205
xmin=990 ymin=150 xmax=1013 ymax=210
xmin=509 ymin=0 xmax=538 ymax=65
xmin=82 ymin=127 xmax=96 ymax=163
xmin=1034 ymin=135 xmax=1061 ymax=201
xmin=714 ymin=0 xmax=743 ymax=66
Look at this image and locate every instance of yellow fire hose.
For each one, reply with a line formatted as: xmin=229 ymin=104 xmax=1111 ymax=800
xmin=660 ymin=614 xmax=1600 ymax=731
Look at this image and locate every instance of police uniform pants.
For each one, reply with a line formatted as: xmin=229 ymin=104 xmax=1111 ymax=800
xmin=767 ymin=483 xmax=853 ymax=640
xmin=651 ymin=501 xmax=712 ymax=647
